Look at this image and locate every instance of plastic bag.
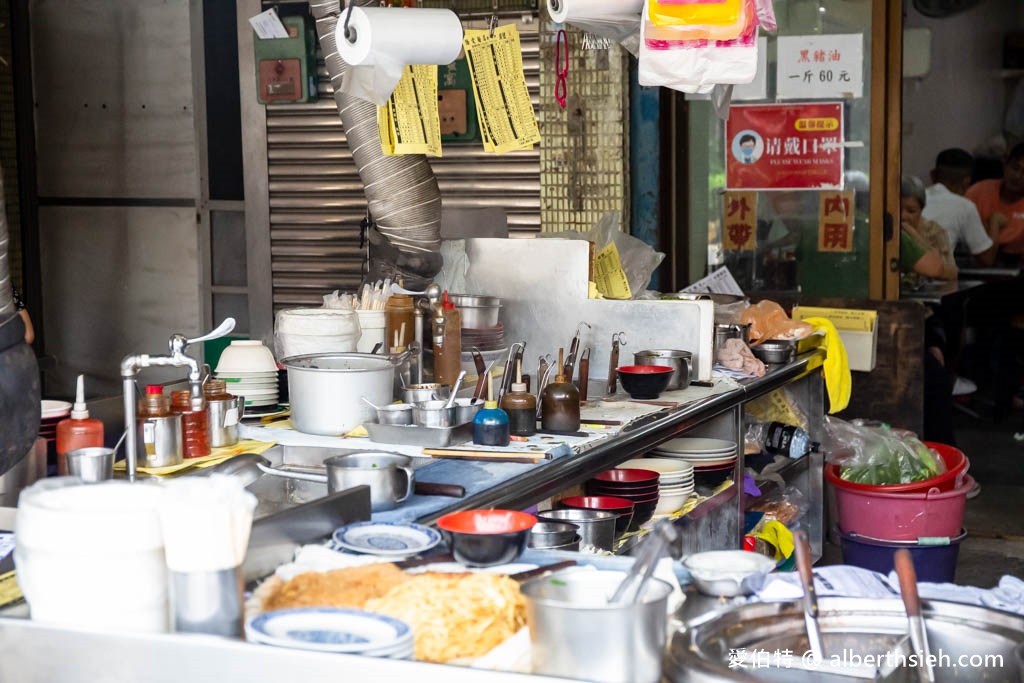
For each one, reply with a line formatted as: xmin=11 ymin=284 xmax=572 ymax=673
xmin=638 ymin=0 xmax=758 ymax=94
xmin=823 ymin=417 xmax=946 ymax=485
xmin=740 ymin=300 xmax=813 ymax=342
xmin=539 ymin=211 xmax=664 ymax=299
xmin=748 ymin=485 xmax=806 ymax=525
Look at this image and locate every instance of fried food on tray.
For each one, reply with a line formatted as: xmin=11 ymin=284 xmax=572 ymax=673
xmin=364 ymin=572 xmax=527 ymax=663
xmin=262 ymin=562 xmax=409 ymax=611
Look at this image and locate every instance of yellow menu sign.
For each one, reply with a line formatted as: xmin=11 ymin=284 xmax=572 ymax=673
xmin=377 ymin=64 xmax=443 ymax=157
xmin=463 ymin=25 xmax=541 ymax=154
xmin=793 ymin=305 xmax=876 ymax=332
xmin=593 ymin=242 xmax=632 ymax=300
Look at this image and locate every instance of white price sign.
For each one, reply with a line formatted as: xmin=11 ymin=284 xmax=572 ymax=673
xmin=776 ymin=34 xmax=863 ymax=100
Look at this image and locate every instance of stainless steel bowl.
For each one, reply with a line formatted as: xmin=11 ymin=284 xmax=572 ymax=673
xmin=402 ymin=383 xmax=450 ymax=404
xmin=376 ymin=403 xmax=414 ymax=425
xmin=750 ymin=339 xmax=797 ymax=365
xmin=538 ymin=508 xmax=617 ymax=552
xmin=453 ymin=397 xmax=484 ymax=424
xmin=449 ymin=294 xmax=502 ymax=329
xmin=682 ymin=550 xmax=776 ymax=597
xmin=529 ymin=521 xmax=579 ymax=548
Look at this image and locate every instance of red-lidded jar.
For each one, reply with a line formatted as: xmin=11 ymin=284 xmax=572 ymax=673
xmin=171 ymin=390 xmax=211 ymax=459
xmin=138 ymin=385 xmax=171 ymax=418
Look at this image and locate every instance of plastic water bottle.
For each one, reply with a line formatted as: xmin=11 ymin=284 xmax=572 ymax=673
xmin=749 ymin=421 xmax=811 ymax=459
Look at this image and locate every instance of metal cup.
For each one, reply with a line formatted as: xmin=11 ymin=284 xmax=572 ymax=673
xmin=323 ymin=452 xmax=415 ymax=512
xmin=169 ymin=566 xmax=243 ymax=637
xmin=137 ymin=415 xmax=183 ymax=468
xmin=412 ymin=400 xmax=455 ymax=428
xmin=207 ymin=396 xmax=244 ymax=447
xmin=376 ymin=403 xmax=414 ymax=425
xmin=64 ymin=447 xmax=115 ymax=483
xmin=453 ymin=397 xmax=484 ymax=424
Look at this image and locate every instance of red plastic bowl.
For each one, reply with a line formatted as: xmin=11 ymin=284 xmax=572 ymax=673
xmin=593 ymin=468 xmax=660 ymax=486
xmin=437 ymin=509 xmax=537 ymax=534
xmin=617 ymin=365 xmax=674 ymax=375
xmin=561 ymin=495 xmax=634 ymax=512
xmin=826 ymin=441 xmax=969 ymax=494
xmin=588 ymin=482 xmax=660 ymax=495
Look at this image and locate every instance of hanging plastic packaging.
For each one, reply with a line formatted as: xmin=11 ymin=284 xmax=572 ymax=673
xmin=647 ymin=0 xmax=743 ymax=29
xmin=638 ymin=0 xmax=758 ymax=94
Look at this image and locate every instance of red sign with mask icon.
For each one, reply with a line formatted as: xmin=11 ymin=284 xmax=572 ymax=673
xmin=725 ymin=102 xmax=844 ymax=190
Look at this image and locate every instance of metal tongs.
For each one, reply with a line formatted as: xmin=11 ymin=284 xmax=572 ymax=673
xmin=894 ymin=548 xmax=936 ymax=683
xmin=564 ymin=322 xmax=591 ymax=380
xmin=794 ymin=529 xmax=826 ymax=665
xmin=608 ymin=519 xmax=679 ymax=605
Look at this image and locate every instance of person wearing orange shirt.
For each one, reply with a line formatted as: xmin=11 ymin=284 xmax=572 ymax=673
xmin=966 ymin=142 xmax=1024 ymax=265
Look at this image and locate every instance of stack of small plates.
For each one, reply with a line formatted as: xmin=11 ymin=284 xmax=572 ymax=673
xmin=40 ymin=400 xmax=71 ymax=442
xmin=618 ymin=458 xmax=695 ymax=515
xmin=213 ymin=370 xmax=279 ymax=408
xmin=461 ymin=323 xmax=505 ymax=352
xmin=246 ymin=608 xmax=414 ymax=659
xmin=649 ymin=437 xmax=738 ymax=487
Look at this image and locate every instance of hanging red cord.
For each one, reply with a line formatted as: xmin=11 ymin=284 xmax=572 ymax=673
xmin=555 ymin=29 xmax=569 ymax=109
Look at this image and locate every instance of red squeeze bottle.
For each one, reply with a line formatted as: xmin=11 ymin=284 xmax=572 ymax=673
xmin=55 ymin=374 xmax=105 ymax=475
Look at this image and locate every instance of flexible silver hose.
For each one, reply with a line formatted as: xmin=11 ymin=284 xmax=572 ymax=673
xmin=0 ymin=165 xmax=15 ymax=316
xmin=309 ymin=0 xmax=443 ymax=289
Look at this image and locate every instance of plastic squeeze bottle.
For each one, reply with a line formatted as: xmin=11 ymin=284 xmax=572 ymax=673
xmin=500 ymin=359 xmax=536 ymax=437
xmin=474 ymin=375 xmax=510 ymax=447
xmin=56 ymin=374 xmax=105 ymax=475
xmin=540 ymin=348 xmax=580 ymax=433
xmin=434 ymin=291 xmax=463 ymax=386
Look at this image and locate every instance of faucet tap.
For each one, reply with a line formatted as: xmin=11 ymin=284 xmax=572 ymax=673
xmin=120 ymin=319 xmax=236 ymax=480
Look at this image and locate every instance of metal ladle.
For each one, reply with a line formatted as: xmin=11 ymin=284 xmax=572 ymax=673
xmin=794 ymin=528 xmax=826 ymax=665
xmin=894 ymin=548 xmax=936 ymax=683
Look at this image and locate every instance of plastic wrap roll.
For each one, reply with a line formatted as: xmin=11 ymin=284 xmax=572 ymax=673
xmin=336 ymin=6 xmax=462 ymax=104
xmin=548 ymin=0 xmax=643 ymax=23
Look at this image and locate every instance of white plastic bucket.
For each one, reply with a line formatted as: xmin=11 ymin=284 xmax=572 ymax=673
xmin=15 ymin=479 xmax=169 ymax=632
xmin=274 ymin=308 xmax=360 ymax=358
xmin=355 ymin=309 xmax=387 ymax=354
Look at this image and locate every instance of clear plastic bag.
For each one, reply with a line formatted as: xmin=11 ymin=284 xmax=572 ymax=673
xmin=748 ymin=485 xmax=806 ymax=525
xmin=823 ymin=416 xmax=946 ymax=485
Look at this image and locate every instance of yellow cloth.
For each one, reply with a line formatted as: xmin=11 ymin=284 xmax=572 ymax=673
xmin=751 ymin=520 xmax=795 ymax=562
xmin=113 ymin=439 xmax=277 ymax=476
xmin=802 ymin=317 xmax=851 ymax=413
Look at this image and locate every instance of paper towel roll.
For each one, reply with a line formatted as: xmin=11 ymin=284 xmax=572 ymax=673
xmin=338 ymin=7 xmax=463 ymax=67
xmin=336 ymin=7 xmax=463 ymax=105
xmin=548 ymin=0 xmax=644 ymax=23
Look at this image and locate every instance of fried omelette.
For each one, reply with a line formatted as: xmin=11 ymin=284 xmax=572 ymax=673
xmin=262 ymin=562 xmax=410 ymax=611
xmin=364 ymin=572 xmax=527 ymax=663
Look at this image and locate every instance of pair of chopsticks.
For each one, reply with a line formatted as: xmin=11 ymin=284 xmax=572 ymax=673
xmin=422 ymin=448 xmax=550 ymax=464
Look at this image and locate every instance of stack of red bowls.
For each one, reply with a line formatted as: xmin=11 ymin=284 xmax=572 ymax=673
xmin=585 ymin=468 xmax=660 ymax=531
xmin=559 ymin=495 xmax=635 ymax=536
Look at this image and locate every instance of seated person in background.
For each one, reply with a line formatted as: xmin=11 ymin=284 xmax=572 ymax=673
xmin=966 ymin=141 xmax=1024 ymax=266
xmin=901 ymin=176 xmax=958 ymax=281
xmin=923 ymin=148 xmax=997 ymax=266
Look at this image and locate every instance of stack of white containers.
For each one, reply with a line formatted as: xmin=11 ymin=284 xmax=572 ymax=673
xmin=618 ymin=458 xmax=695 ymax=515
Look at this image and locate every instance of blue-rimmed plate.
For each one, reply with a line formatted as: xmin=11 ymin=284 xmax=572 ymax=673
xmin=331 ymin=521 xmax=442 ymax=557
xmin=247 ymin=608 xmax=413 ymax=654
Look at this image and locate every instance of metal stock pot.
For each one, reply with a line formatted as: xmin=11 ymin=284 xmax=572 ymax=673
xmin=281 ymin=353 xmax=396 ymax=436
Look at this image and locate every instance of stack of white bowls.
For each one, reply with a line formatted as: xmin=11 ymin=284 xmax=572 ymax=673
xmin=649 ymin=437 xmax=738 ymax=487
xmin=214 ymin=340 xmax=279 ymax=408
xmin=246 ymin=608 xmax=414 ymax=659
xmin=618 ymin=458 xmax=695 ymax=515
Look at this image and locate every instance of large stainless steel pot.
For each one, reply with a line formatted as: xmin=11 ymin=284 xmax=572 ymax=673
xmin=666 ymin=597 xmax=1024 ymax=682
xmin=281 ymin=353 xmax=396 ymax=436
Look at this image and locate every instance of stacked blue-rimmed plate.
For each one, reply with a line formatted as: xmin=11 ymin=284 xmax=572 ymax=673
xmin=246 ymin=608 xmax=414 ymax=659
xmin=331 ymin=521 xmax=441 ymax=557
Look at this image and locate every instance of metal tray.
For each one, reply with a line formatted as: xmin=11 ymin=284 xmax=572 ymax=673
xmin=364 ymin=420 xmax=474 ymax=448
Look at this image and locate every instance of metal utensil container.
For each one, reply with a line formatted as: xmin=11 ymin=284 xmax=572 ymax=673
xmin=322 ymin=452 xmax=415 ymax=512
xmin=376 ymin=403 xmax=414 ymax=425
xmin=137 ymin=414 xmax=183 ymax=468
xmin=453 ymin=397 xmax=484 ymax=424
xmin=207 ymin=396 xmax=245 ymax=447
xmin=65 ymin=447 xmax=115 ymax=482
xmin=633 ymin=349 xmax=692 ymax=391
xmin=282 ymin=353 xmax=396 ymax=436
xmin=449 ymin=294 xmax=502 ymax=329
xmin=412 ymin=400 xmax=456 ymax=428
xmin=522 ymin=569 xmax=672 ymax=683
xmin=402 ymin=383 xmax=450 ymax=404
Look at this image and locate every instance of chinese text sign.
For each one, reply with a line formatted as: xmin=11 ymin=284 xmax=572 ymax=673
xmin=777 ymin=34 xmax=864 ymax=100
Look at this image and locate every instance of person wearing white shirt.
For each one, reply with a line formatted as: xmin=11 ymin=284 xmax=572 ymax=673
xmin=922 ymin=148 xmax=997 ymax=266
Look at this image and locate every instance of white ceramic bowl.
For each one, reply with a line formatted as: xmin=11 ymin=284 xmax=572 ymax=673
xmin=216 ymin=340 xmax=277 ymax=374
xmin=654 ymin=490 xmax=692 ymax=515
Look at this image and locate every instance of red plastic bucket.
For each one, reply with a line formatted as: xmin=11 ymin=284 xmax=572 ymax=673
xmin=830 ymin=473 xmax=973 ymax=541
xmin=825 ymin=441 xmax=969 ymax=494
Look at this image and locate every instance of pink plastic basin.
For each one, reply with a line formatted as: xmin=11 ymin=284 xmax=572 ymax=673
xmin=825 ymin=442 xmax=969 ymax=494
xmin=830 ymin=473 xmax=973 ymax=541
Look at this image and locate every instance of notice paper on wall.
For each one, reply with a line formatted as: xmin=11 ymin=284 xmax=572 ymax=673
xmin=776 ymin=33 xmax=864 ymax=100
xmin=378 ymin=65 xmax=443 ymax=157
xmin=249 ymin=8 xmax=289 ymax=39
xmin=463 ymin=25 xmax=542 ymax=154
xmin=681 ymin=266 xmax=745 ymax=297
xmin=593 ymin=242 xmax=632 ymax=299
